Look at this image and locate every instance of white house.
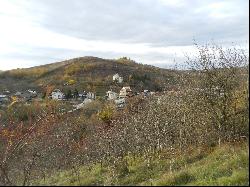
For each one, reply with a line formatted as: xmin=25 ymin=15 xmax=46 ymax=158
xmin=0 ymin=95 xmax=8 ymax=103
xmin=113 ymin=73 xmax=123 ymax=83
xmin=113 ymin=73 xmax=119 ymax=81
xmin=3 ymin=90 xmax=10 ymax=94
xmin=118 ymin=76 xmax=123 ymax=83
xmin=119 ymin=86 xmax=132 ymax=98
xmin=28 ymin=89 xmax=37 ymax=95
xmin=106 ymin=91 xmax=118 ymax=100
xmin=51 ymin=89 xmax=65 ymax=100
xmin=0 ymin=95 xmax=7 ymax=98
xmin=115 ymin=98 xmax=126 ymax=108
xmin=143 ymin=90 xmax=150 ymax=97
xmin=78 ymin=91 xmax=87 ymax=100
xmin=87 ymin=92 xmax=96 ymax=100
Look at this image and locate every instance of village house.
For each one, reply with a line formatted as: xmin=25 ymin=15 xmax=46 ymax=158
xmin=113 ymin=73 xmax=123 ymax=83
xmin=51 ymin=89 xmax=65 ymax=100
xmin=28 ymin=89 xmax=37 ymax=95
xmin=21 ymin=92 xmax=34 ymax=102
xmin=3 ymin=90 xmax=10 ymax=95
xmin=142 ymin=90 xmax=150 ymax=97
xmin=118 ymin=76 xmax=123 ymax=83
xmin=26 ymin=89 xmax=38 ymax=101
xmin=87 ymin=92 xmax=96 ymax=100
xmin=0 ymin=94 xmax=9 ymax=104
xmin=115 ymin=98 xmax=126 ymax=108
xmin=78 ymin=91 xmax=87 ymax=101
xmin=119 ymin=86 xmax=133 ymax=98
xmin=113 ymin=73 xmax=119 ymax=81
xmin=106 ymin=90 xmax=118 ymax=100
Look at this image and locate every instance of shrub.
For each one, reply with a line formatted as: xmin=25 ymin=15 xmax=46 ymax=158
xmin=97 ymin=105 xmax=115 ymax=124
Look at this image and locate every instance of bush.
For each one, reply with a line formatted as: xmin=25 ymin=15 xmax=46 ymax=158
xmin=97 ymin=105 xmax=115 ymax=124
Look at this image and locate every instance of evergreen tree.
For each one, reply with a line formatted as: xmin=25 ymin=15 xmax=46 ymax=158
xmin=73 ymin=88 xmax=79 ymax=99
xmin=65 ymin=89 xmax=72 ymax=100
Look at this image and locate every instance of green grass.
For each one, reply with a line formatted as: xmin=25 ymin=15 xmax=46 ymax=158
xmin=34 ymin=143 xmax=249 ymax=186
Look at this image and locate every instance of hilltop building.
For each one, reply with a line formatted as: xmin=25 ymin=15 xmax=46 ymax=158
xmin=113 ymin=73 xmax=123 ymax=83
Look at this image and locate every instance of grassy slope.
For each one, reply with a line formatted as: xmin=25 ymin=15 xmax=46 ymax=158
xmin=35 ymin=143 xmax=249 ymax=186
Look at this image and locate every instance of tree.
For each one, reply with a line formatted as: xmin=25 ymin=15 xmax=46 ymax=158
xmin=44 ymin=85 xmax=55 ymax=99
xmin=68 ymin=79 xmax=76 ymax=85
xmin=65 ymin=90 xmax=72 ymax=100
xmin=186 ymin=43 xmax=249 ymax=145
xmin=73 ymin=88 xmax=79 ymax=99
xmin=97 ymin=105 xmax=115 ymax=124
xmin=41 ymin=92 xmax=46 ymax=99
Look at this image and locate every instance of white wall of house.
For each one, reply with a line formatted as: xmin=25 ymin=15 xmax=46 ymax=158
xmin=113 ymin=73 xmax=120 ymax=81
xmin=119 ymin=87 xmax=132 ymax=98
xmin=87 ymin=92 xmax=96 ymax=100
xmin=0 ymin=95 xmax=8 ymax=102
xmin=113 ymin=73 xmax=123 ymax=83
xmin=119 ymin=89 xmax=126 ymax=98
xmin=28 ymin=89 xmax=37 ymax=95
xmin=118 ymin=76 xmax=123 ymax=83
xmin=115 ymin=98 xmax=125 ymax=105
xmin=107 ymin=91 xmax=118 ymax=100
xmin=51 ymin=90 xmax=64 ymax=100
xmin=0 ymin=95 xmax=7 ymax=98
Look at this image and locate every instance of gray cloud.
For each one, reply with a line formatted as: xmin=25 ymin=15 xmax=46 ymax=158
xmin=26 ymin=0 xmax=248 ymax=46
xmin=0 ymin=0 xmax=248 ymax=70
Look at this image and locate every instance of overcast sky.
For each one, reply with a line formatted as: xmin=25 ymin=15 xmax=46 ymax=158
xmin=0 ymin=0 xmax=248 ymax=70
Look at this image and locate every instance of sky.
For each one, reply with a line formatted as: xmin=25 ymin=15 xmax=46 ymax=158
xmin=0 ymin=0 xmax=249 ymax=70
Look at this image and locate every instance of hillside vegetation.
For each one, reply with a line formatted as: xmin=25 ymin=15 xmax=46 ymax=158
xmin=0 ymin=44 xmax=248 ymax=186
xmin=35 ymin=143 xmax=249 ymax=186
xmin=0 ymin=57 xmax=179 ymax=95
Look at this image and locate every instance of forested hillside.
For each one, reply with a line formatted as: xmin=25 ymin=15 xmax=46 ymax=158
xmin=0 ymin=57 xmax=180 ymax=95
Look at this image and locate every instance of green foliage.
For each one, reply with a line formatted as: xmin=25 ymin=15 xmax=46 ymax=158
xmin=35 ymin=144 xmax=249 ymax=186
xmin=73 ymin=88 xmax=79 ymax=98
xmin=97 ymin=105 xmax=115 ymax=123
xmin=4 ymin=103 xmax=43 ymax=122
xmin=41 ymin=92 xmax=46 ymax=99
xmin=117 ymin=57 xmax=136 ymax=64
xmin=81 ymin=100 xmax=104 ymax=118
xmin=64 ymin=63 xmax=82 ymax=76
xmin=67 ymin=79 xmax=76 ymax=85
xmin=7 ymin=67 xmax=48 ymax=78
xmin=0 ymin=56 xmax=176 ymax=93
xmin=186 ymin=44 xmax=249 ymax=144
xmin=131 ymin=73 xmax=151 ymax=82
xmin=64 ymin=62 xmax=98 ymax=76
xmin=0 ymin=50 xmax=248 ymax=186
xmin=65 ymin=89 xmax=72 ymax=100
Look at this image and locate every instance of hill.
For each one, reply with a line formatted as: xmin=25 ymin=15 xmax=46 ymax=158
xmin=0 ymin=56 xmax=180 ymax=95
xmin=0 ymin=45 xmax=248 ymax=186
